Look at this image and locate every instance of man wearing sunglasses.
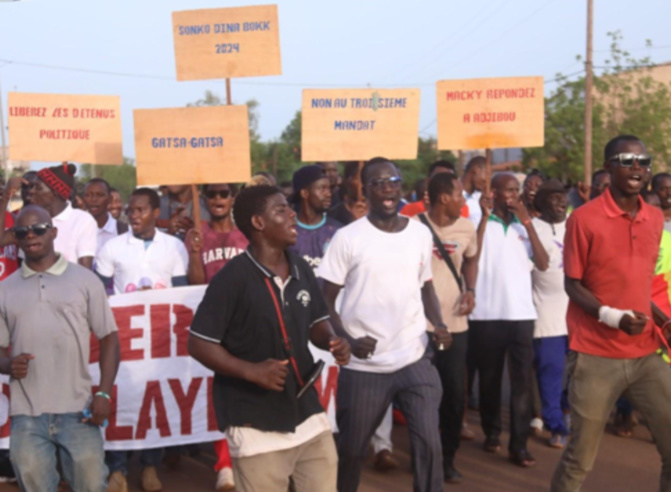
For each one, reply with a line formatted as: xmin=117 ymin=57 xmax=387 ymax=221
xmin=552 ymin=135 xmax=671 ymax=491
xmin=0 ymin=205 xmax=119 ymax=492
xmin=318 ymin=157 xmax=452 ymax=492
xmin=185 ymin=183 xmax=248 ymax=286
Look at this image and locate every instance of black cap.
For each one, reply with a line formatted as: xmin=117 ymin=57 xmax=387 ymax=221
xmin=291 ymin=165 xmax=326 ymax=204
xmin=534 ymin=178 xmax=566 ymax=211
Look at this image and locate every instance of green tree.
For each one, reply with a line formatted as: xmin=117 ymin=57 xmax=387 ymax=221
xmin=523 ymin=31 xmax=671 ymax=182
xmin=80 ymin=158 xmax=137 ymax=201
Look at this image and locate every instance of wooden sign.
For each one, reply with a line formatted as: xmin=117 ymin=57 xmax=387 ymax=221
xmin=301 ymin=89 xmax=421 ymax=161
xmin=8 ymin=92 xmax=122 ymax=164
xmin=172 ymin=5 xmax=281 ymax=81
xmin=133 ymin=105 xmax=251 ymax=186
xmin=436 ymin=76 xmax=544 ymax=150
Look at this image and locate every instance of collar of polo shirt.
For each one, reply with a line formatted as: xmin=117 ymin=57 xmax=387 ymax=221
xmin=101 ymin=213 xmax=116 ymax=234
xmin=126 ymin=229 xmax=166 ymax=245
xmin=488 ymin=213 xmax=520 ymax=233
xmin=21 ymin=253 xmax=68 ymax=278
xmin=245 ymin=249 xmax=301 ymax=280
xmin=53 ymin=202 xmax=74 ymax=221
xmin=601 ymin=187 xmax=650 ymax=221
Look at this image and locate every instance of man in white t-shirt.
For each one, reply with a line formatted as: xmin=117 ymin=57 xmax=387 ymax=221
xmin=530 ymin=179 xmax=570 ymax=449
xmin=96 ymin=188 xmax=188 ymax=295
xmin=95 ymin=187 xmax=187 ymax=492
xmin=27 ymin=163 xmax=97 ymax=268
xmin=318 ymin=157 xmax=452 ymax=492
xmin=469 ymin=173 xmax=549 ymax=468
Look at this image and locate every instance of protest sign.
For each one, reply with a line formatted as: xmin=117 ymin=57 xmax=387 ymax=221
xmin=7 ymin=92 xmax=123 ymax=164
xmin=0 ymin=286 xmax=340 ymax=449
xmin=172 ymin=4 xmax=281 ymax=81
xmin=133 ymin=105 xmax=252 ymax=186
xmin=301 ymin=88 xmax=421 ymax=161
xmin=436 ymin=76 xmax=544 ymax=150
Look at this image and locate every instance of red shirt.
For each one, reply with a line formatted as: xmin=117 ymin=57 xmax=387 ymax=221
xmin=186 ymin=223 xmax=248 ymax=283
xmin=0 ymin=212 xmax=18 ymax=282
xmin=400 ymin=201 xmax=470 ymax=218
xmin=564 ymin=188 xmax=662 ymax=358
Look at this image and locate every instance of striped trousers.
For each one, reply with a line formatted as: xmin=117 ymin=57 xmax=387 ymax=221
xmin=335 ymin=353 xmax=443 ymax=492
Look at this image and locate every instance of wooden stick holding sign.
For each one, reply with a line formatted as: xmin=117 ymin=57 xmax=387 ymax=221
xmin=189 ymin=78 xmax=233 ymax=240
xmin=485 ymin=148 xmax=492 ymax=195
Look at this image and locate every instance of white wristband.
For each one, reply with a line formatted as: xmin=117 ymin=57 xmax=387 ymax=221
xmin=598 ymin=306 xmax=634 ymax=329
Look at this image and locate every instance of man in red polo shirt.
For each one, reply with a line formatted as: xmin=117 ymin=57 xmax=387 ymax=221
xmin=552 ymin=135 xmax=671 ymax=491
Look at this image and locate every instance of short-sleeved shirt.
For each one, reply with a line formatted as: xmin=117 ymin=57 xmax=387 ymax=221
xmin=469 ymin=214 xmax=537 ymax=321
xmin=531 ymin=218 xmax=568 ymax=338
xmin=464 ymin=190 xmax=483 ymax=225
xmin=289 ymin=215 xmax=341 ymax=270
xmin=564 ymin=188 xmax=662 ymax=358
xmin=416 ymin=214 xmax=477 ymax=334
xmin=400 ymin=200 xmax=470 ymax=219
xmin=190 ymin=250 xmax=328 ymax=433
xmin=96 ymin=230 xmax=188 ymax=294
xmin=317 ymin=217 xmax=433 ymax=373
xmin=185 ymin=223 xmax=248 ymax=283
xmin=52 ymin=202 xmax=98 ymax=262
xmin=0 ymin=255 xmax=117 ymax=416
xmin=0 ymin=212 xmax=18 ymax=281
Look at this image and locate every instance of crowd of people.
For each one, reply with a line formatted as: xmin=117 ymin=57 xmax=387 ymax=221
xmin=0 ymin=134 xmax=670 ymax=492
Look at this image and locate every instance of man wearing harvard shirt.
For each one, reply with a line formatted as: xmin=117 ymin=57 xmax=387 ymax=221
xmin=552 ymin=135 xmax=671 ymax=492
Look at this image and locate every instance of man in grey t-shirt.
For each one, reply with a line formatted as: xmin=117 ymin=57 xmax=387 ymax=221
xmin=0 ymin=205 xmax=120 ymax=492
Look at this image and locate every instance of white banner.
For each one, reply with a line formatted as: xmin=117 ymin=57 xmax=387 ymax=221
xmin=0 ymin=286 xmax=339 ymax=449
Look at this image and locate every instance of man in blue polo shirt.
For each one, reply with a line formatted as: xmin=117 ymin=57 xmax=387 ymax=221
xmin=189 ymin=185 xmax=350 ymax=492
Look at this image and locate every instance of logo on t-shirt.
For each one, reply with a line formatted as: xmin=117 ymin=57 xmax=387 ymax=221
xmin=296 ymin=289 xmax=311 ymax=307
xmin=433 ymin=241 xmax=460 ymax=259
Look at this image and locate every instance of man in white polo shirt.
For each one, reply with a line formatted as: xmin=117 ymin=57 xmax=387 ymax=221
xmin=83 ymin=178 xmax=128 ymax=259
xmin=96 ymin=188 xmax=188 ymax=295
xmin=27 ymin=163 xmax=97 ymax=268
xmin=318 ymin=157 xmax=452 ymax=492
xmin=469 ymin=173 xmax=549 ymax=468
xmin=95 ymin=187 xmax=187 ymax=492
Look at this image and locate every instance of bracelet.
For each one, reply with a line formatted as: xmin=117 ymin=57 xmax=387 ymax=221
xmin=662 ymin=320 xmax=671 ymax=331
xmin=466 ymin=287 xmax=475 ymax=293
xmin=521 ymin=218 xmax=532 ymax=226
xmin=435 ymin=323 xmax=448 ymax=330
xmin=95 ymin=391 xmax=111 ymax=401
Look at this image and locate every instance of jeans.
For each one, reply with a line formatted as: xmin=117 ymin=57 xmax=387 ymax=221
xmin=106 ymin=448 xmax=163 ymax=475
xmin=10 ymin=413 xmax=107 ymax=492
xmin=552 ymin=352 xmax=671 ymax=492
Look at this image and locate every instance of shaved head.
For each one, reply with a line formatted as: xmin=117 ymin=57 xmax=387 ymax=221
xmin=492 ymin=172 xmax=517 ymax=191
xmin=16 ymin=205 xmax=53 ymax=226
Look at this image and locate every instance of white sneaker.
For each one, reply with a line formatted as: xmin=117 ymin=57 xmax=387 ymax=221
xmin=215 ymin=467 xmax=235 ymax=491
xmin=530 ymin=417 xmax=544 ymax=435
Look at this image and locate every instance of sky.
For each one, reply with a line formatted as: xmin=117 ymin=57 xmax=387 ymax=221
xmin=0 ymin=0 xmax=670 ymax=169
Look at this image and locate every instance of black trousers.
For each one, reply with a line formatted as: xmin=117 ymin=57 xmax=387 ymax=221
xmin=433 ymin=331 xmax=467 ymax=467
xmin=336 ymin=354 xmax=443 ymax=492
xmin=470 ymin=320 xmax=534 ymax=454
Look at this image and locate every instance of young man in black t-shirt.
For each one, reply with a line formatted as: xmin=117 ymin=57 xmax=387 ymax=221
xmin=189 ymin=185 xmax=350 ymax=492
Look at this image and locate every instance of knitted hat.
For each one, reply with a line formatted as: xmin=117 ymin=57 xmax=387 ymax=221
xmin=37 ymin=162 xmax=76 ymax=201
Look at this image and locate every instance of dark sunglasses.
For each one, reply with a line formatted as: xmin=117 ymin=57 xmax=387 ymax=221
xmin=369 ymin=176 xmax=402 ymax=189
xmin=13 ymin=223 xmax=52 ymax=240
xmin=608 ymin=153 xmax=652 ymax=167
xmin=205 ymin=189 xmax=231 ymax=199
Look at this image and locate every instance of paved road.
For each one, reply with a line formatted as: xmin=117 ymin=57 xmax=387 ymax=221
xmin=0 ymin=408 xmax=660 ymax=491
